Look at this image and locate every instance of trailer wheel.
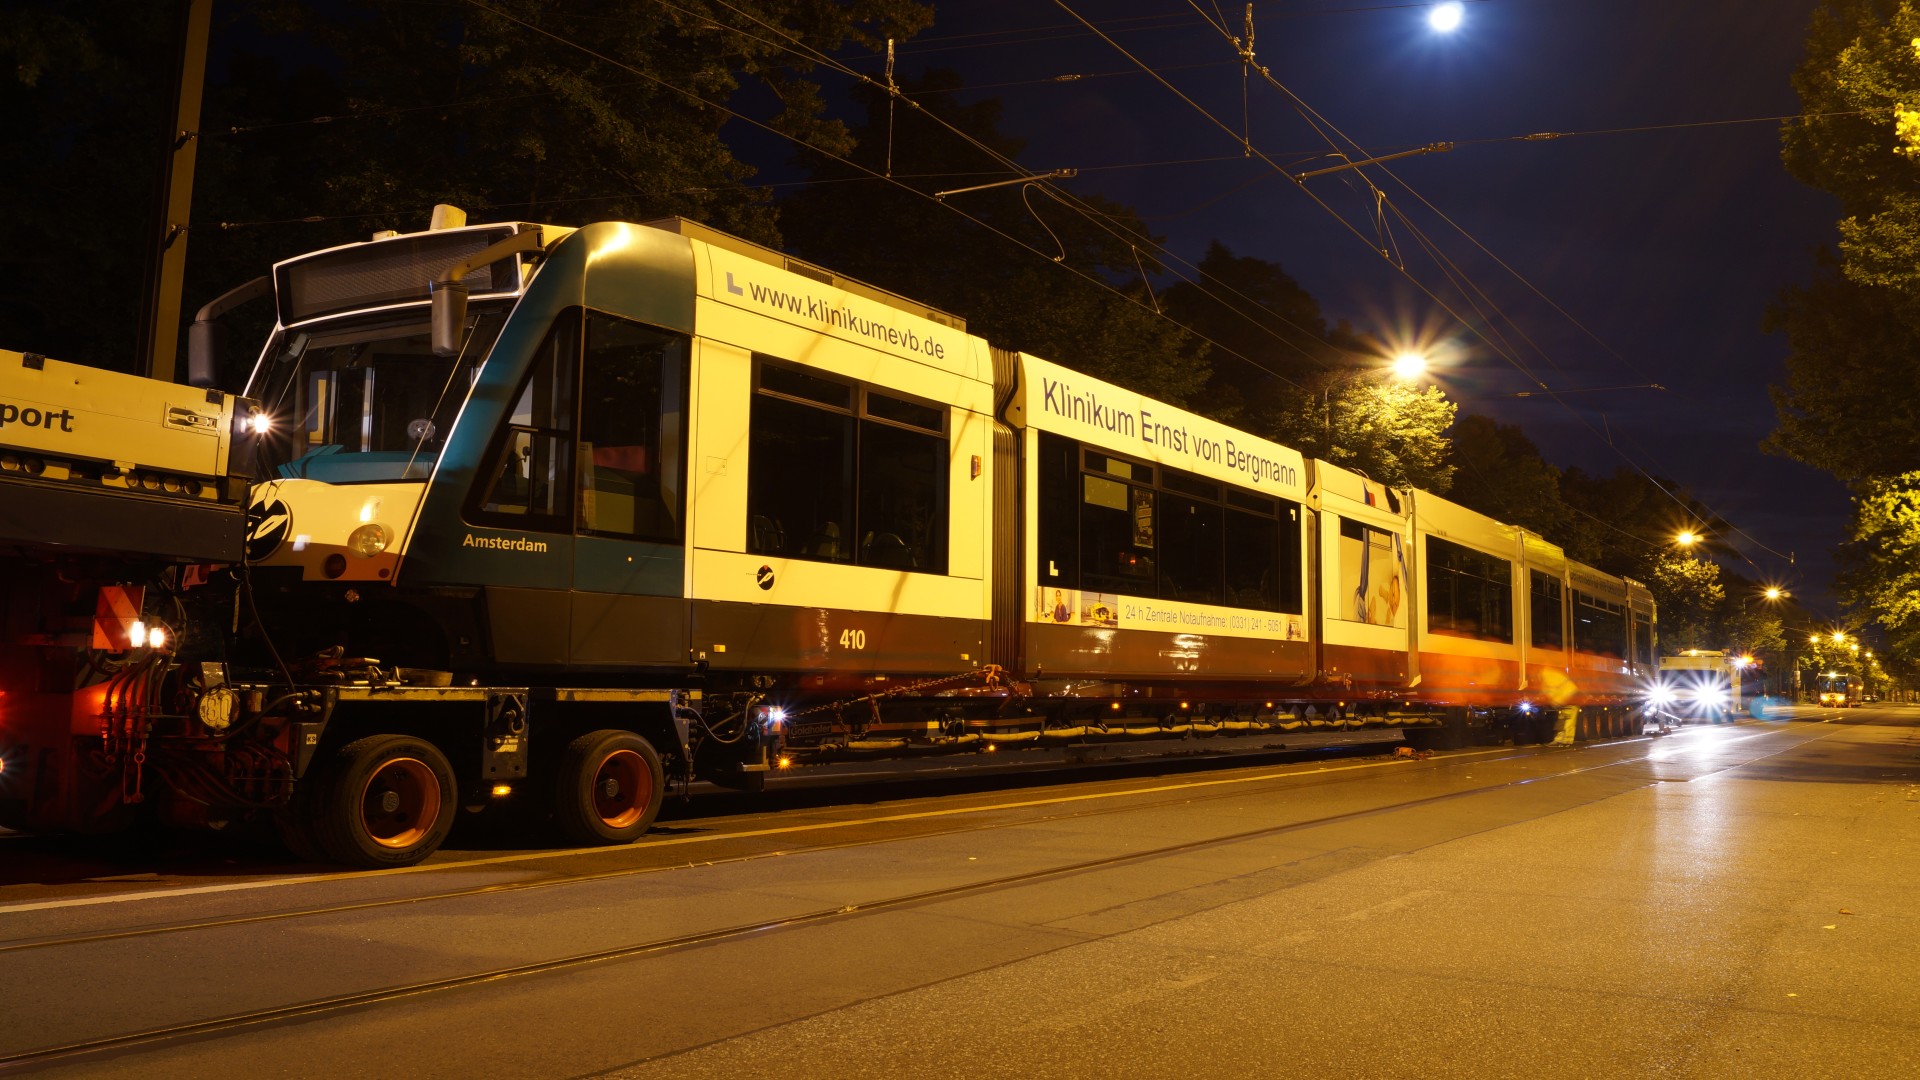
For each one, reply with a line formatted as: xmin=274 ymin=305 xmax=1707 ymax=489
xmin=273 ymin=802 xmax=326 ymax=864
xmin=312 ymin=735 xmax=456 ymax=868
xmin=554 ymin=730 xmax=664 ymax=846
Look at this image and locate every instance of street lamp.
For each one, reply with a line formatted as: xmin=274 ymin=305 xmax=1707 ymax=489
xmin=1428 ymin=3 xmax=1465 ymax=33
xmin=1675 ymin=530 xmax=1698 ymax=548
xmin=1390 ymin=351 xmax=1428 ymax=380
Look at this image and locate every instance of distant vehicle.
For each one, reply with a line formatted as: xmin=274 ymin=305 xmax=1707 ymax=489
xmin=1815 ymin=673 xmax=1862 ymax=708
xmin=1650 ymin=651 xmax=1743 ymax=720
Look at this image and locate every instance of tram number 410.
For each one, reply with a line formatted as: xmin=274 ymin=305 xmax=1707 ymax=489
xmin=838 ymin=628 xmax=867 ymax=650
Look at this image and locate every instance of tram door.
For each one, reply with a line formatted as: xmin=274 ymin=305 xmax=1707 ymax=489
xmin=567 ymin=312 xmax=692 ymax=666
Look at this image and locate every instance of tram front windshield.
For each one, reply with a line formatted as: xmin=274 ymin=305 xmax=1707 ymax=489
xmin=250 ymin=309 xmax=506 ymax=482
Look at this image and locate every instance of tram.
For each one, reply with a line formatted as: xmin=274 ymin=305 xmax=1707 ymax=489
xmin=0 ymin=209 xmax=1659 ymax=866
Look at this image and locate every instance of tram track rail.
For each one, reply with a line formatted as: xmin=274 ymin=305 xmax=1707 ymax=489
xmin=0 ymin=743 xmax=1503 ymax=954
xmin=0 ymin=722 xmax=1839 ymax=1070
xmin=0 ymin=723 xmax=1813 ymax=957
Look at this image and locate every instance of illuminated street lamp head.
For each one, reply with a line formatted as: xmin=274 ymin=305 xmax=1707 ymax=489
xmin=1764 ymin=586 xmax=1784 ymax=601
xmin=1832 ymin=630 xmax=1847 ymax=643
xmin=1429 ymin=2 xmax=1465 ymax=33
xmin=1675 ymin=530 xmax=1697 ymax=547
xmin=1390 ymin=351 xmax=1428 ymax=380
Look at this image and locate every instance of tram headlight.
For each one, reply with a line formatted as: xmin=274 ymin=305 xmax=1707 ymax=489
xmin=1647 ymin=685 xmax=1675 ymax=708
xmin=346 ymin=522 xmax=393 ymax=558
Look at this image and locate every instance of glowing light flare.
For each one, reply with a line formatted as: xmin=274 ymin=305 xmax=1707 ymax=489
xmin=491 ymin=784 xmax=513 ymax=797
xmin=1764 ymin=587 xmax=1784 ymax=601
xmin=1428 ymin=2 xmax=1465 ymax=33
xmin=1675 ymin=531 xmax=1698 ymax=547
xmin=1390 ymin=351 xmax=1429 ymax=380
xmin=246 ymin=411 xmax=272 ymax=436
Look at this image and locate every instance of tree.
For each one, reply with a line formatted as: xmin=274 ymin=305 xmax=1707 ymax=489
xmin=1261 ymin=376 xmax=1457 ymax=492
xmin=0 ymin=4 xmax=178 ymax=369
xmin=1158 ymin=241 xmax=1338 ymax=424
xmin=1443 ymin=414 xmax=1571 ymax=538
xmin=1783 ymin=0 xmax=1920 ymax=289
xmin=1836 ymin=470 xmax=1920 ymax=668
xmin=1771 ymin=1 xmax=1920 ymax=477
xmin=1764 ymin=255 xmax=1920 ymax=480
xmin=1776 ymin=2 xmax=1920 ymax=671
xmin=0 ymin=0 xmax=933 ymax=374
xmin=1640 ymin=554 xmax=1727 ymax=654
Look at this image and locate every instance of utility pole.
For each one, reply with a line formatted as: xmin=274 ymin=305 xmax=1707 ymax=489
xmin=137 ymin=0 xmax=213 ymax=382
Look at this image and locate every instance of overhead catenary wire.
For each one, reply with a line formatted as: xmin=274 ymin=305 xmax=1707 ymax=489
xmin=1084 ymin=0 xmax=1796 ymax=570
xmin=684 ymin=0 xmax=1355 ymax=382
xmin=453 ymin=0 xmax=1319 ymax=397
xmin=221 ymin=1 xmax=1792 ymax=570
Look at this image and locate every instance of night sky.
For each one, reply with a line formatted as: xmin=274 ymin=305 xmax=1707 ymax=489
xmin=868 ymin=0 xmax=1846 ymax=601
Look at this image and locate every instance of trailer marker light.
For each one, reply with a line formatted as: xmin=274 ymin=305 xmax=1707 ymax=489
xmin=347 ymin=523 xmax=393 ymax=557
xmin=491 ymin=784 xmax=513 ymax=797
xmin=130 ymin=620 xmax=146 ymax=646
xmin=777 ymin=756 xmax=792 ymax=769
xmin=147 ymin=626 xmax=167 ymax=649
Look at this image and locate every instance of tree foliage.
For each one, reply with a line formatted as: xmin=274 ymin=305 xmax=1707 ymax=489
xmin=1777 ymin=2 xmax=1920 ymax=675
xmin=1257 ymin=377 xmax=1456 ymax=492
xmin=1443 ymin=415 xmax=1570 ymax=539
xmin=1158 ymin=241 xmax=1337 ymax=423
xmin=1784 ymin=0 xmax=1920 ymax=287
xmin=1771 ymin=1 xmax=1920 ymax=478
xmin=1837 ymin=471 xmax=1920 ymax=660
xmin=1763 ymin=253 xmax=1920 ymax=480
xmin=0 ymin=0 xmax=932 ymax=373
xmin=1640 ymin=555 xmax=1727 ymax=654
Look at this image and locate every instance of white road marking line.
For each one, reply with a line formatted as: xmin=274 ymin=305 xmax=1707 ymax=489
xmin=0 ymin=749 xmax=1520 ymax=915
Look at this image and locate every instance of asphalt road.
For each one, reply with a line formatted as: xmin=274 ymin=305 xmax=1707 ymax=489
xmin=1 ymin=706 xmax=1914 ymax=1078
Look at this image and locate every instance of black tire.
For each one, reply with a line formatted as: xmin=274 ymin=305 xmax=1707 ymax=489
xmin=311 ymin=735 xmax=457 ymax=868
xmin=553 ymin=730 xmax=664 ymax=846
xmin=273 ymin=800 xmax=327 ymax=864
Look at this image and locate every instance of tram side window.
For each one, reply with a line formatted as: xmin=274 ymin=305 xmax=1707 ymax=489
xmin=1036 ymin=432 xmax=1080 ymax=587
xmin=1571 ymin=590 xmax=1627 ymax=659
xmin=1224 ymin=489 xmax=1288 ymax=612
xmin=1425 ymin=537 xmax=1513 ymax=642
xmin=857 ymin=392 xmax=948 ymax=572
xmin=1633 ymin=612 xmax=1654 ymax=670
xmin=471 ymin=311 xmax=578 ymax=531
xmin=1530 ymin=571 xmax=1565 ymax=649
xmin=1158 ymin=471 xmax=1223 ymax=605
xmin=1081 ymin=468 xmax=1156 ymax=596
xmin=577 ymin=313 xmax=689 ymax=543
xmin=745 ymin=358 xmax=948 ymax=573
xmin=1036 ymin=438 xmax=1301 ymax=614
